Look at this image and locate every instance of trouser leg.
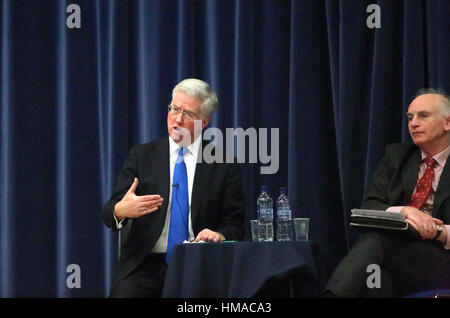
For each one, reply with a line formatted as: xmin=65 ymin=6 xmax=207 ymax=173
xmin=383 ymin=240 xmax=450 ymax=296
xmin=109 ymin=254 xmax=167 ymax=298
xmin=324 ymin=231 xmax=399 ymax=297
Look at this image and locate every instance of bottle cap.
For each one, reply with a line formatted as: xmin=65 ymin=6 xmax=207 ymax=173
xmin=261 ymin=185 xmax=268 ymax=192
xmin=280 ymin=187 xmax=287 ymax=195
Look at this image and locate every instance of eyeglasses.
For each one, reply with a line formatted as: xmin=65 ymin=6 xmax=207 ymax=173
xmin=168 ymin=104 xmax=200 ymax=121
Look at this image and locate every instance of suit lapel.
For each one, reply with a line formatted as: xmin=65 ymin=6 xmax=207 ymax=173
xmin=152 ymin=138 xmax=170 ymax=216
xmin=433 ymin=157 xmax=450 ymax=216
xmin=401 ymin=148 xmax=421 ymax=203
xmin=190 ymin=141 xmax=215 ymax=227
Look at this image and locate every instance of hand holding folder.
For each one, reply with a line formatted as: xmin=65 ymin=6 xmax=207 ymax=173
xmin=350 ymin=209 xmax=420 ymax=238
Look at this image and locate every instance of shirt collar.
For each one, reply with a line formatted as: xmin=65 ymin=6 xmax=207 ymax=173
xmin=169 ymin=135 xmax=202 ymax=160
xmin=421 ymin=144 xmax=450 ymax=167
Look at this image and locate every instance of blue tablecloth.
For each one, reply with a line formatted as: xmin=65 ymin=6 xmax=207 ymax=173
xmin=162 ymin=240 xmax=321 ymax=298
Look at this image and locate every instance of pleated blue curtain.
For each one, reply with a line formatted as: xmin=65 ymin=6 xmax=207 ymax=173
xmin=0 ymin=0 xmax=449 ymax=297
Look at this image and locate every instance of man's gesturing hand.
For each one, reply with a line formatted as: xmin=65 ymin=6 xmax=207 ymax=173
xmin=114 ymin=178 xmax=163 ymax=221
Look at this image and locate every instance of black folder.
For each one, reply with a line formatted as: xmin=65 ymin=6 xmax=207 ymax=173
xmin=350 ymin=209 xmax=420 ymax=238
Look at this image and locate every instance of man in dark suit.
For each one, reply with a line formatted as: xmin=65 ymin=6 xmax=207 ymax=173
xmin=103 ymin=78 xmax=246 ymax=297
xmin=324 ymin=89 xmax=450 ymax=297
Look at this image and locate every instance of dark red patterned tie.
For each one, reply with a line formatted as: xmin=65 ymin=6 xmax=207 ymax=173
xmin=408 ymin=157 xmax=436 ymax=210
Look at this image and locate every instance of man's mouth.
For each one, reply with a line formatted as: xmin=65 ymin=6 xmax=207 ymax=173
xmin=172 ymin=126 xmax=188 ymax=137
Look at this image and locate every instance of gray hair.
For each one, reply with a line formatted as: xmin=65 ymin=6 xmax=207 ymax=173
xmin=415 ymin=88 xmax=450 ymax=117
xmin=172 ymin=78 xmax=219 ymax=118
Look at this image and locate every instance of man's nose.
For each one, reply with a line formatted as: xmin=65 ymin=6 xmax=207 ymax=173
xmin=175 ymin=112 xmax=184 ymax=123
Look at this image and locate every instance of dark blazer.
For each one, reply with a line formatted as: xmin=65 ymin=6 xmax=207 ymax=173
xmin=103 ymin=137 xmax=246 ymax=289
xmin=361 ymin=142 xmax=450 ymax=224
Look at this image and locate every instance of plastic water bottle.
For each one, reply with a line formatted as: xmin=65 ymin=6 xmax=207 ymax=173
xmin=257 ymin=186 xmax=274 ymax=242
xmin=276 ymin=187 xmax=292 ymax=241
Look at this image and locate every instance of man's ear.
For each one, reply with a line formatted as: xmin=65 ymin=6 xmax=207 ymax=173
xmin=445 ymin=115 xmax=450 ymax=132
xmin=202 ymin=116 xmax=211 ymax=129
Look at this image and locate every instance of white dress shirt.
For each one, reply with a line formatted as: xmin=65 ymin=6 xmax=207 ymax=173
xmin=151 ymin=136 xmax=200 ymax=252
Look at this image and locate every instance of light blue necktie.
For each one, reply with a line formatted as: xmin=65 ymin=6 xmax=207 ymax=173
xmin=165 ymin=147 xmax=189 ymax=263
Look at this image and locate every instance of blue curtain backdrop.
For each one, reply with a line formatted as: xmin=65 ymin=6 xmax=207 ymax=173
xmin=1 ymin=0 xmax=449 ymax=297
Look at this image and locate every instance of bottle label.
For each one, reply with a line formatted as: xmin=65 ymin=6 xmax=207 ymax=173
xmin=258 ymin=208 xmax=273 ymax=220
xmin=277 ymin=208 xmax=291 ymax=220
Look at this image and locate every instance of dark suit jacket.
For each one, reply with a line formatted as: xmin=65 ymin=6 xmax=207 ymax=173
xmin=103 ymin=137 xmax=246 ymax=289
xmin=361 ymin=142 xmax=450 ymax=224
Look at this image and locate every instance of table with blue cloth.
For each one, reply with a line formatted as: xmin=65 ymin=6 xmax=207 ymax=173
xmin=162 ymin=240 xmax=322 ymax=298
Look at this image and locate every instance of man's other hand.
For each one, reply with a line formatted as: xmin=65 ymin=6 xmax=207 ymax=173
xmin=401 ymin=206 xmax=443 ymax=239
xmin=193 ymin=229 xmax=225 ymax=242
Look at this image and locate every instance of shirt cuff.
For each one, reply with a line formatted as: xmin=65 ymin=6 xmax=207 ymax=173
xmin=443 ymin=225 xmax=450 ymax=250
xmin=385 ymin=206 xmax=404 ymax=213
xmin=113 ymin=212 xmax=124 ymax=230
xmin=387 ymin=207 xmax=450 ymax=249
